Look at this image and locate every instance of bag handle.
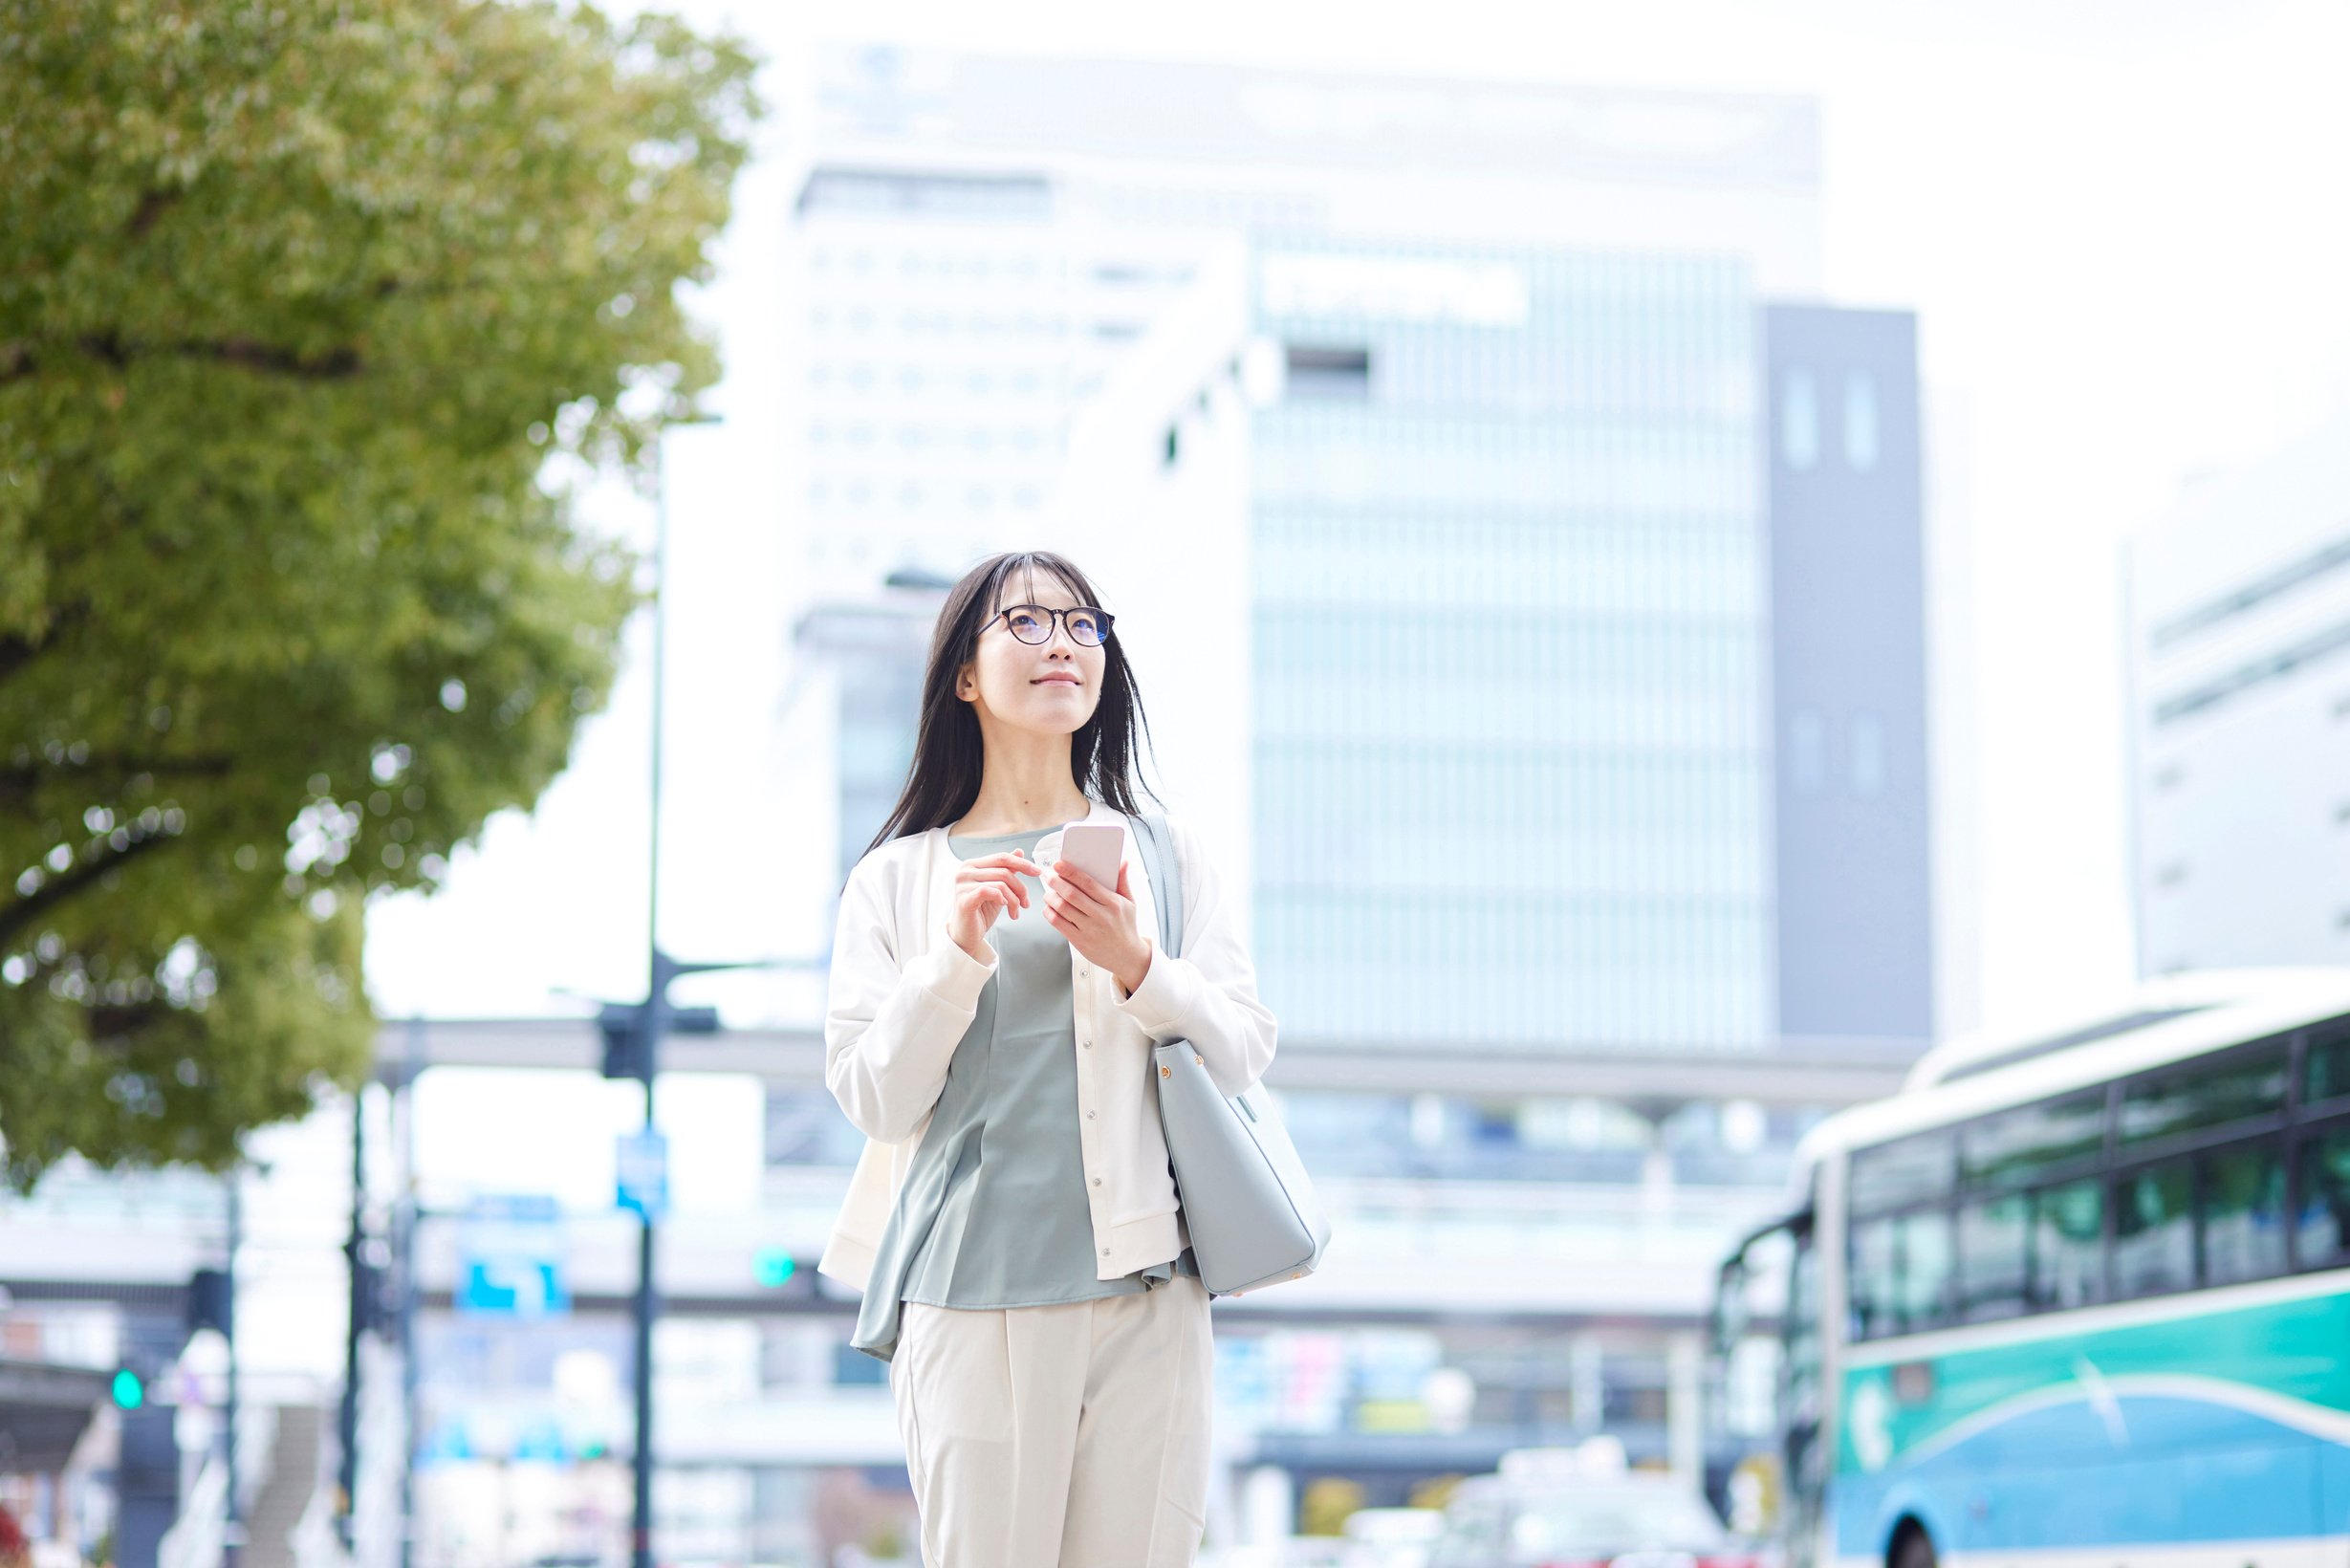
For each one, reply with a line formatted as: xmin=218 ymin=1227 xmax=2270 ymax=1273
xmin=1127 ymin=813 xmax=1185 ymax=961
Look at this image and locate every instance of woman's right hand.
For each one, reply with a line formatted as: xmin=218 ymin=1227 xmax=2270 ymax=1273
xmin=947 ymin=850 xmax=1042 ymax=963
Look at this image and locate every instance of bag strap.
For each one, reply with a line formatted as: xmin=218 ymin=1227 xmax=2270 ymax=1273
xmin=1128 ymin=813 xmax=1186 ymax=961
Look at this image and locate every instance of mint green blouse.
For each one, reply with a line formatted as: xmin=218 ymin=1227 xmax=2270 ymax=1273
xmin=850 ymin=826 xmax=1195 ymax=1362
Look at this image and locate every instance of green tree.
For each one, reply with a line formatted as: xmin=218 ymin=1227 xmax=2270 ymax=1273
xmin=0 ymin=1 xmax=760 ymax=1189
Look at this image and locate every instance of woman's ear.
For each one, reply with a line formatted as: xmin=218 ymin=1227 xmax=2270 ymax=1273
xmin=955 ymin=661 xmax=977 ymax=703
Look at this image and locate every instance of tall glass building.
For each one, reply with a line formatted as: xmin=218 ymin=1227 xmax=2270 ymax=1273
xmin=1251 ymin=246 xmax=1772 ymax=1047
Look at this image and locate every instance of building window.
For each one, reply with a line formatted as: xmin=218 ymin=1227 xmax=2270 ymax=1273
xmin=1789 ymin=709 xmax=1827 ymax=795
xmin=1285 ymin=344 xmax=1371 ymax=400
xmin=1782 ymin=369 xmax=1819 ymax=471
xmin=1850 ymin=712 xmax=1886 ymax=796
xmin=1845 ymin=372 xmax=1881 ymax=470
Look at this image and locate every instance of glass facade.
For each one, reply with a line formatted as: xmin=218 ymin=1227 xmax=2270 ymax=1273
xmin=1250 ymin=244 xmax=1771 ymax=1047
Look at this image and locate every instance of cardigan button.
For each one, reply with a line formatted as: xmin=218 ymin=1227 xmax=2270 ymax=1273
xmin=1160 ymin=1065 xmax=1170 ymax=1078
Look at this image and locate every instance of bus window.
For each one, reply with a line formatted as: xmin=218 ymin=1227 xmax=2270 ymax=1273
xmin=2303 ymin=1016 xmax=2350 ymax=1108
xmin=2115 ymin=1158 xmax=2196 ymax=1296
xmin=2202 ymin=1139 xmax=2287 ymax=1285
xmin=1961 ymin=1089 xmax=2107 ymax=1188
xmin=1849 ymin=1217 xmax=1896 ymax=1339
xmin=2028 ymin=1178 xmax=2103 ymax=1311
xmin=2120 ymin=1041 xmax=2289 ymax=1148
xmin=1850 ymin=1129 xmax=1957 ymax=1214
xmin=1957 ymin=1192 xmax=2029 ymax=1321
xmin=1895 ymin=1209 xmax=1954 ymax=1333
xmin=1851 ymin=1209 xmax=1956 ymax=1339
xmin=2296 ymin=1123 xmax=2350 ymax=1265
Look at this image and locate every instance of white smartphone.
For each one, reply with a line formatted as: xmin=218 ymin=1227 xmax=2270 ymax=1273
xmin=1057 ymin=822 xmax=1125 ymax=889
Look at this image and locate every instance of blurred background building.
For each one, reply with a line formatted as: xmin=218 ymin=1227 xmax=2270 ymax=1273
xmin=2124 ymin=411 xmax=2350 ymax=977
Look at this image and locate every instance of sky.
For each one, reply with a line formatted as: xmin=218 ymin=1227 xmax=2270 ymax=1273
xmin=363 ymin=0 xmax=2350 ymax=1045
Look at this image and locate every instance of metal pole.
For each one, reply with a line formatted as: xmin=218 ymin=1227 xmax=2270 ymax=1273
xmin=630 ymin=429 xmax=671 ymax=1568
xmin=338 ymin=1088 xmax=365 ymax=1550
xmin=398 ymin=1016 xmax=422 ymax=1568
xmin=224 ymin=1167 xmax=244 ymax=1568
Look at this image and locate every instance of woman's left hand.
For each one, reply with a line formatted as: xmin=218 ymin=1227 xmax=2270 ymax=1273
xmin=1043 ymin=859 xmax=1153 ymax=995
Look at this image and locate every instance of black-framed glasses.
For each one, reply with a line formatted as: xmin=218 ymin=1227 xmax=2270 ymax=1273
xmin=990 ymin=603 xmax=1114 ymax=647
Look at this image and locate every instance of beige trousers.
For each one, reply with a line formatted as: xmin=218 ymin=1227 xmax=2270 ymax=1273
xmin=888 ymin=1275 xmax=1214 ymax=1568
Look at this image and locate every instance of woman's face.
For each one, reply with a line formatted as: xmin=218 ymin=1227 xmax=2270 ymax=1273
xmin=957 ymin=573 xmax=1109 ymax=737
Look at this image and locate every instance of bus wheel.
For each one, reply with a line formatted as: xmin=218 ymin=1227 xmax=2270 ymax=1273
xmin=1890 ymin=1522 xmax=1936 ymax=1568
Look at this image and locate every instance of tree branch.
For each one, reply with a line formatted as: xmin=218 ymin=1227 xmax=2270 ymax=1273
xmin=127 ymin=189 xmax=181 ymax=239
xmin=83 ymin=334 xmax=364 ymax=380
xmin=0 ymin=826 xmax=180 ymax=947
xmin=0 ymin=336 xmax=366 ymax=385
xmin=0 ymin=606 xmax=86 ymax=686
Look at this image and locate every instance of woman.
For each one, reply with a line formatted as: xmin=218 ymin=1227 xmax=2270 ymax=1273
xmin=817 ymin=551 xmax=1278 ymax=1568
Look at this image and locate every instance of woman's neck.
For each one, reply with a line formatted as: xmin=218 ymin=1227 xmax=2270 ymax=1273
xmin=950 ymin=734 xmax=1093 ymax=837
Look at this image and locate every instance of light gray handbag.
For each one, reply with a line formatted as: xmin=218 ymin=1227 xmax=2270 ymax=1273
xmin=1129 ymin=813 xmax=1330 ymax=1297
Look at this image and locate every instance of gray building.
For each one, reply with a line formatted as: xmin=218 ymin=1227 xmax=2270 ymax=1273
xmin=1249 ymin=270 xmax=1935 ymax=1056
xmin=1763 ymin=305 xmax=1934 ymax=1043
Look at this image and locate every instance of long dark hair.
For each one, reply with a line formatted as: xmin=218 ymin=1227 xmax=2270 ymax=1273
xmin=862 ymin=551 xmax=1158 ymax=858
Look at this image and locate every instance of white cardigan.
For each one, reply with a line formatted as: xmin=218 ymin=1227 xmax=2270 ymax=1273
xmin=817 ymin=798 xmax=1279 ymax=1296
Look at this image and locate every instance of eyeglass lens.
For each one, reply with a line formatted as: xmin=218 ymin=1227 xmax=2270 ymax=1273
xmin=1002 ymin=605 xmax=1109 ymax=646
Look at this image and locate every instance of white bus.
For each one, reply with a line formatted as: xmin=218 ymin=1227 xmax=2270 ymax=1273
xmin=1713 ymin=968 xmax=2350 ymax=1568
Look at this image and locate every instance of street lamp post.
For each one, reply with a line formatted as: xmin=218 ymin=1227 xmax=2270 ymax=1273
xmin=627 ymin=414 xmax=718 ymax=1568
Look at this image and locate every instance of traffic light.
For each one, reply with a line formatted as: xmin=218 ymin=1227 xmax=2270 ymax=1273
xmin=187 ymin=1266 xmax=232 ymax=1337
xmin=598 ymin=948 xmax=733 ymax=1081
xmin=598 ymin=1001 xmax=650 ymax=1082
xmin=598 ymin=998 xmax=721 ymax=1081
xmin=754 ymin=1250 xmax=817 ymax=1297
xmin=110 ymin=1367 xmax=146 ymax=1410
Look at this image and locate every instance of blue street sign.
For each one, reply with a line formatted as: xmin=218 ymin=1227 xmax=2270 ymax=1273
xmin=616 ymin=1129 xmax=669 ymax=1220
xmin=456 ymin=1194 xmax=568 ymax=1318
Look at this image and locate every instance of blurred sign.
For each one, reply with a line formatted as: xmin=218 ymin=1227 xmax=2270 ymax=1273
xmin=616 ymin=1129 xmax=669 ymax=1219
xmin=457 ymin=1194 xmax=568 ymax=1318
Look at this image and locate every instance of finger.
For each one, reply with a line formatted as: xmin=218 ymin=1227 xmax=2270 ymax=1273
xmin=961 ymin=868 xmax=1032 ymax=906
xmin=1115 ymin=862 xmax=1132 ymax=899
xmin=968 ymin=852 xmax=1045 ymax=878
xmin=1052 ymin=860 xmax=1103 ymax=900
xmin=1051 ymin=869 xmax=1111 ymax=919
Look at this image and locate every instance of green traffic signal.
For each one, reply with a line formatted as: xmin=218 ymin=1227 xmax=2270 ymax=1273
xmin=754 ymin=1250 xmax=796 ymax=1288
xmin=111 ymin=1369 xmax=145 ymax=1410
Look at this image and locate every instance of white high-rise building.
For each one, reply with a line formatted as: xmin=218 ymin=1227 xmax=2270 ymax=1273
xmin=2124 ymin=412 xmax=2350 ymax=974
xmin=783 ymin=45 xmax=1822 ymax=603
